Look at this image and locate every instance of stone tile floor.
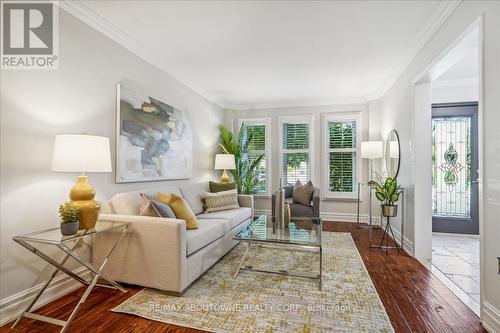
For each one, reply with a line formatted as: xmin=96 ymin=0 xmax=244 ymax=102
xmin=420 ymin=233 xmax=480 ymax=316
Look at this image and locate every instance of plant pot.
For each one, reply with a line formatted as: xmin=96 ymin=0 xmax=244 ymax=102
xmin=382 ymin=204 xmax=398 ymax=217
xmin=61 ymin=221 xmax=79 ymax=236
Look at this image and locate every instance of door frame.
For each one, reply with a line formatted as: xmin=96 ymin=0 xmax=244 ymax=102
xmin=411 ymin=16 xmax=484 ymax=318
xmin=431 ymin=102 xmax=479 ymax=234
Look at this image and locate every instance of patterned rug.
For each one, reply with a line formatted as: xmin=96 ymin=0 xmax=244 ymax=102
xmin=113 ymin=232 xmax=394 ymax=333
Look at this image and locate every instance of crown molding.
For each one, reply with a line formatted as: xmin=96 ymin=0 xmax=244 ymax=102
xmin=227 ymin=96 xmax=368 ymax=111
xmin=365 ymin=0 xmax=462 ymax=101
xmin=56 ymin=0 xmax=226 ymax=108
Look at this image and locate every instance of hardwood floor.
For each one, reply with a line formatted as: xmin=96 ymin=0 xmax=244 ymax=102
xmin=1 ymin=222 xmax=486 ymax=333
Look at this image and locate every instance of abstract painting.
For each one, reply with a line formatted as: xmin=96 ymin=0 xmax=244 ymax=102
xmin=116 ymin=83 xmax=192 ymax=183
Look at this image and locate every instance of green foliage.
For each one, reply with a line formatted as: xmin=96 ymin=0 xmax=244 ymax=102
xmin=374 ymin=177 xmax=402 ymax=206
xmin=218 ymin=124 xmax=265 ymax=194
xmin=59 ymin=201 xmax=79 ymax=224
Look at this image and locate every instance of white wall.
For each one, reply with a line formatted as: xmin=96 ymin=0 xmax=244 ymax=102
xmin=432 ymin=80 xmax=478 ymax=103
xmin=379 ymin=1 xmax=500 ymax=330
xmin=227 ymin=102 xmax=382 ymax=221
xmin=0 ymin=8 xmax=224 ymax=315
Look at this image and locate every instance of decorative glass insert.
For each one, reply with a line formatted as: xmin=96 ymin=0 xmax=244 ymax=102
xmin=432 ymin=117 xmax=471 ymax=218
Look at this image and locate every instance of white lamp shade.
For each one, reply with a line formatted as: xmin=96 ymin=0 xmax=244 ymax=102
xmin=361 ymin=141 xmax=383 ymax=159
xmin=214 ymin=154 xmax=236 ymax=170
xmin=51 ymin=134 xmax=112 ymax=172
xmin=389 ymin=141 xmax=400 ymax=158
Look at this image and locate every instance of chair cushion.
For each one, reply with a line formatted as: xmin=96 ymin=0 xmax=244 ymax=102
xmin=197 ymin=207 xmax=251 ymax=229
xmin=158 ymin=193 xmax=199 ymax=230
xmin=293 ymin=180 xmax=315 ymax=205
xmin=290 ymin=203 xmax=314 ymax=218
xmin=180 ymin=182 xmax=209 ymax=215
xmin=186 ymin=219 xmax=230 ymax=255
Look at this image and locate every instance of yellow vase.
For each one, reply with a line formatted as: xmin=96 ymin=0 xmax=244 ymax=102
xmin=70 ymin=176 xmax=100 ymax=230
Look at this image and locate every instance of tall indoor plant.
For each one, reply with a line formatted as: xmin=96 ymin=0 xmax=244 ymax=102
xmin=375 ymin=177 xmax=402 ymax=217
xmin=218 ymin=124 xmax=265 ymax=194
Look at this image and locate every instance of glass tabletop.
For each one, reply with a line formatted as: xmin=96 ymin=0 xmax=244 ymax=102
xmin=13 ymin=221 xmax=129 ymax=245
xmin=234 ymin=215 xmax=321 ymax=247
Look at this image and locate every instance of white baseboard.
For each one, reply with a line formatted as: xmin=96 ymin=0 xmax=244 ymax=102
xmin=483 ymin=301 xmax=500 ymax=333
xmin=254 ymin=209 xmax=381 ymax=224
xmin=0 ymin=267 xmax=91 ymax=326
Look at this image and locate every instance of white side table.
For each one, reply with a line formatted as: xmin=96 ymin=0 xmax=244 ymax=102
xmin=11 ymin=221 xmax=130 ymax=333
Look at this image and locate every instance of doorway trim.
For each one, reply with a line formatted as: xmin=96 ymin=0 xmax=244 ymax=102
xmin=411 ymin=16 xmax=484 ymax=316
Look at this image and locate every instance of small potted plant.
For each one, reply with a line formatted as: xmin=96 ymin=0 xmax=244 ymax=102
xmin=375 ymin=177 xmax=402 ymax=217
xmin=59 ymin=201 xmax=80 ymax=235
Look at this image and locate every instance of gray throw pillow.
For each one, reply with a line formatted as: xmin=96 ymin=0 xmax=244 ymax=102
xmin=293 ymin=180 xmax=315 ymax=206
xmin=150 ymin=199 xmax=176 ymax=219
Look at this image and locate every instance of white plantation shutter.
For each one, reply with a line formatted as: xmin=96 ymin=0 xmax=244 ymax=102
xmin=323 ymin=113 xmax=360 ymax=199
xmin=239 ymin=119 xmax=271 ymax=194
xmin=279 ymin=117 xmax=313 ymax=186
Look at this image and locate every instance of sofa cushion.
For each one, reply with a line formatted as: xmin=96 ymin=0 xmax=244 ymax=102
xmin=180 ymin=182 xmax=209 ymax=215
xmin=109 ymin=192 xmax=144 ymax=215
xmin=158 ymin=193 xmax=199 ymax=230
xmin=186 ymin=219 xmax=230 ymax=255
xmin=197 ymin=207 xmax=251 ymax=229
xmin=203 ymin=189 xmax=239 ymax=213
xmin=109 ymin=185 xmax=181 ymax=215
xmin=209 ymin=181 xmax=237 ymax=193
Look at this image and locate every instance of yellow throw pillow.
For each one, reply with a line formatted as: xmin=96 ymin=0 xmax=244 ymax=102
xmin=158 ymin=193 xmax=199 ymax=230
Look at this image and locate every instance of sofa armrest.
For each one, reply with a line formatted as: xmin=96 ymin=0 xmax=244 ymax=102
xmin=93 ymin=214 xmax=187 ymax=292
xmin=312 ymin=188 xmax=320 ymax=217
xmin=238 ymin=194 xmax=254 ymax=219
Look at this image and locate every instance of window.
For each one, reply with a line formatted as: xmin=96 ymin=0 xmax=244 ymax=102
xmin=323 ymin=112 xmax=361 ymax=199
xmin=238 ymin=118 xmax=271 ymax=195
xmin=279 ymin=116 xmax=313 ymax=186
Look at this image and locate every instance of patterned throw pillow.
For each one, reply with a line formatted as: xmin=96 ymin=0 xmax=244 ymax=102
xmin=203 ymin=189 xmax=240 ymax=213
xmin=139 ymin=194 xmax=160 ymax=217
xmin=158 ymin=193 xmax=199 ymax=230
xmin=292 ymin=180 xmax=315 ymax=206
xmin=209 ymin=181 xmax=237 ymax=193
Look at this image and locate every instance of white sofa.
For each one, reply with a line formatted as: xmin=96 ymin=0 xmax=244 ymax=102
xmin=93 ymin=181 xmax=253 ymax=295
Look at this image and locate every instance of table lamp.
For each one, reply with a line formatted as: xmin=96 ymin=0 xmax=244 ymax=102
xmin=361 ymin=141 xmax=383 ymax=186
xmin=214 ymin=154 xmax=235 ymax=183
xmin=52 ymin=134 xmax=112 ymax=230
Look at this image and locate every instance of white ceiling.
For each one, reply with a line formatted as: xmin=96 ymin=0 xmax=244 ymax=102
xmin=77 ymin=0 xmax=453 ymax=109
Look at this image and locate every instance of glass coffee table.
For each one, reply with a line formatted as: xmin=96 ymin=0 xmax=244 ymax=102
xmin=233 ymin=215 xmax=322 ymax=290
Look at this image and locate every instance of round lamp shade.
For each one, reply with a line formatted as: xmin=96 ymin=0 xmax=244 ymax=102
xmin=360 ymin=141 xmax=383 ymax=159
xmin=214 ymin=154 xmax=236 ymax=170
xmin=51 ymin=134 xmax=112 ymax=173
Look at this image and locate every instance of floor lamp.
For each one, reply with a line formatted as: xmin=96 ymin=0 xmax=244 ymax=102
xmin=361 ymin=141 xmax=383 ymax=228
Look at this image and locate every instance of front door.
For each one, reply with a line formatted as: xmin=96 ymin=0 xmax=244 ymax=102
xmin=431 ymin=102 xmax=479 ymax=235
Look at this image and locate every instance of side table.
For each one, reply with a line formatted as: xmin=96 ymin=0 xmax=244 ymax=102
xmin=11 ymin=221 xmax=130 ymax=333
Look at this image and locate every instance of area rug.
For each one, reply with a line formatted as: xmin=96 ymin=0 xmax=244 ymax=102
xmin=113 ymin=232 xmax=394 ymax=333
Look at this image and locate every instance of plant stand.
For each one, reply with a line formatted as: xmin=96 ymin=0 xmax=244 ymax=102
xmin=369 ymin=187 xmax=405 ymax=254
xmin=378 ymin=216 xmax=401 ymax=254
